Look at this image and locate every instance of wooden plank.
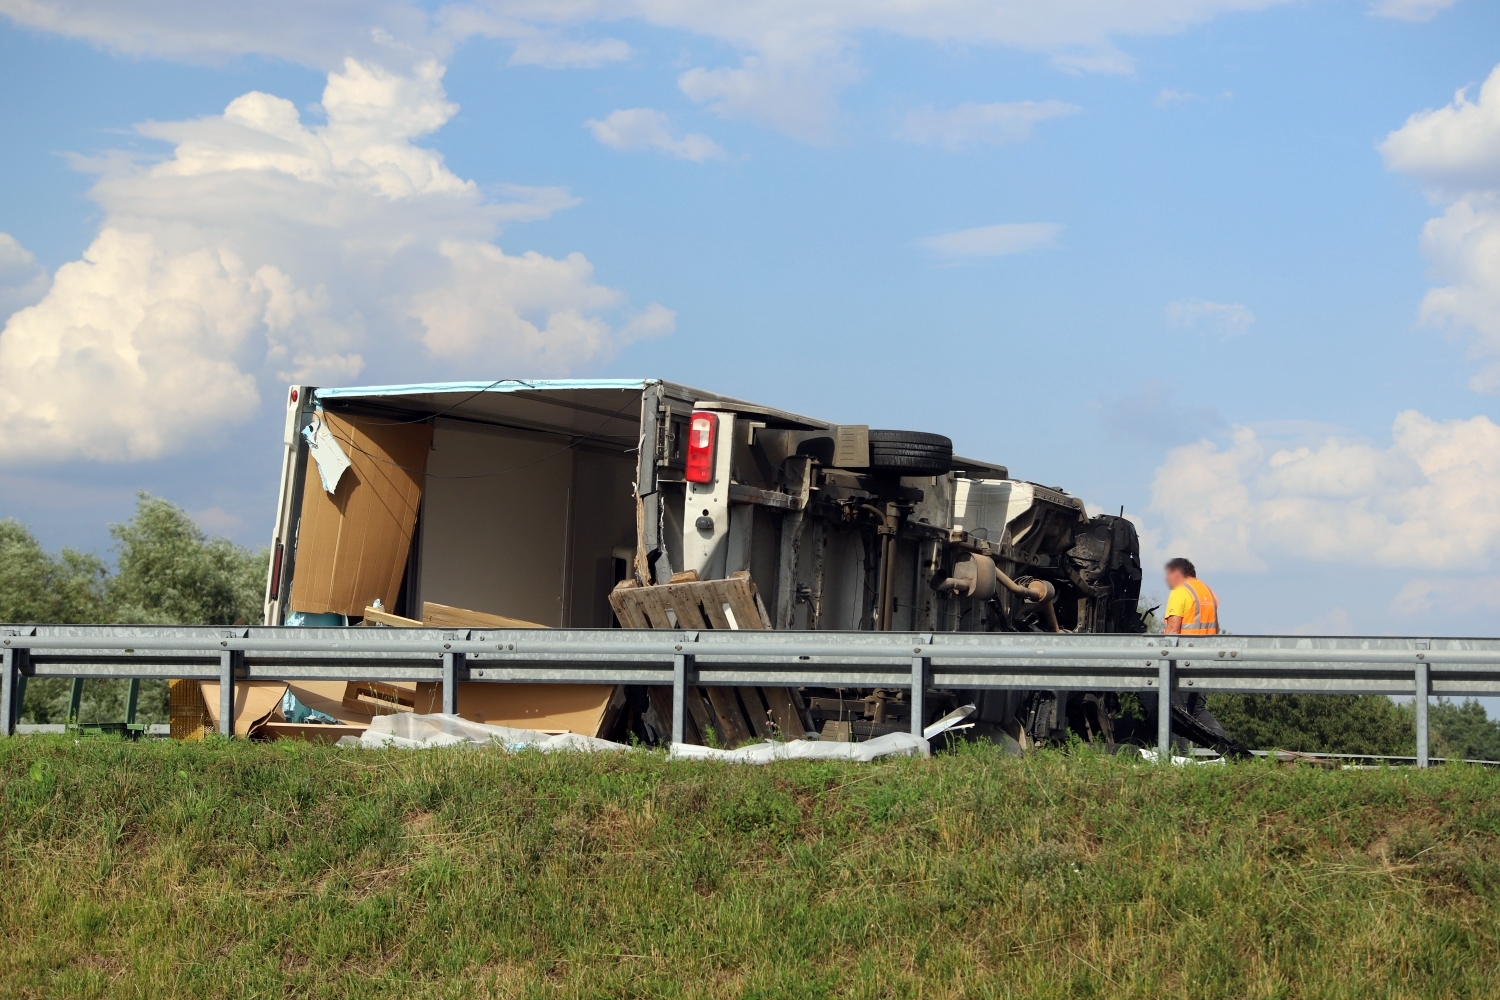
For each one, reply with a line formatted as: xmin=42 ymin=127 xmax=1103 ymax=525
xmin=723 ymin=579 xmax=765 ymax=632
xmin=664 ymin=585 xmax=709 ymax=629
xmin=752 ymin=592 xmax=773 ymax=629
xmin=363 ymin=606 xmax=424 ymax=628
xmin=763 ymin=687 xmax=807 ymax=739
xmin=738 ymin=686 xmax=771 ymax=737
xmin=699 ymin=581 xmax=735 ymax=629
xmin=422 ymin=601 xmax=548 ymax=630
xmin=704 ymin=686 xmax=753 ymax=746
xmin=608 ymin=587 xmax=652 ymax=629
xmin=636 ymin=587 xmax=677 ymax=629
xmin=685 ymin=686 xmax=716 ymax=745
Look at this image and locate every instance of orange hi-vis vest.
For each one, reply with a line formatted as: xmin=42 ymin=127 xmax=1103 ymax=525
xmin=1179 ymin=578 xmax=1219 ymax=635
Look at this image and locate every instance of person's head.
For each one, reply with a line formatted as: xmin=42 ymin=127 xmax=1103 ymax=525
xmin=1164 ymin=557 xmax=1196 ymax=590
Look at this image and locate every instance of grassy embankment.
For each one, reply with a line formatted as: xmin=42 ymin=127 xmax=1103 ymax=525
xmin=3 ymin=737 xmax=1500 ymax=999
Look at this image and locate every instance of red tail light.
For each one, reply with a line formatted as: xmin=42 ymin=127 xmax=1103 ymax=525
xmin=685 ymin=411 xmax=717 ymax=483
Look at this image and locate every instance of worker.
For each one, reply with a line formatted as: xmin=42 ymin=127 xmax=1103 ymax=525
xmin=1163 ymin=557 xmax=1218 ymax=636
xmin=1144 ymin=557 xmax=1231 ymax=747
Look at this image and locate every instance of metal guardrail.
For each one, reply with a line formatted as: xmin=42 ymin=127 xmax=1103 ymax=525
xmin=6 ymin=625 xmax=1499 ymax=767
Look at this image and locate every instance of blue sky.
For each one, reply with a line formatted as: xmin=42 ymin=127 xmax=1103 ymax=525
xmin=2 ymin=0 xmax=1499 ymax=640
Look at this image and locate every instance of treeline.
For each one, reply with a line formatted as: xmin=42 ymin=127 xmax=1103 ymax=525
xmin=1 ymin=493 xmax=266 ymax=725
xmin=1209 ymin=693 xmax=1500 ymax=763
xmin=3 ymin=498 xmax=1500 ymax=758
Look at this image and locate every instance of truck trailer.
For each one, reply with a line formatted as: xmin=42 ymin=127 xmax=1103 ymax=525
xmin=262 ymin=378 xmax=1150 ymax=747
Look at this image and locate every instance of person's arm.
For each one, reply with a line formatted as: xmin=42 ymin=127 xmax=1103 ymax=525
xmin=1164 ymin=616 xmax=1182 ymax=634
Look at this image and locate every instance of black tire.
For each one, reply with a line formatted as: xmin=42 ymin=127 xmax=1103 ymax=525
xmin=867 ymin=429 xmax=953 ymax=476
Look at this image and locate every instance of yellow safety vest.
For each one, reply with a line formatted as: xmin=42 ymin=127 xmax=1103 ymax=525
xmin=1180 ymin=578 xmax=1219 ymax=635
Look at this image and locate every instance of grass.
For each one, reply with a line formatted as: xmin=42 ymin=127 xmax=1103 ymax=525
xmin=3 ymin=738 xmax=1500 ymax=999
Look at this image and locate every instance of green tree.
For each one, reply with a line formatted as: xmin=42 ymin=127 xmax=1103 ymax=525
xmin=1428 ymin=699 xmax=1500 ymax=762
xmin=1205 ymin=693 xmax=1416 ymax=756
xmin=0 ymin=520 xmax=109 ymax=625
xmin=107 ymin=492 xmax=266 ymax=627
xmin=10 ymin=493 xmax=268 ymax=726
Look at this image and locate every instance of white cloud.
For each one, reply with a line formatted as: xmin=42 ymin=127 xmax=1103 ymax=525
xmin=0 ymin=0 xmax=433 ymax=66
xmin=0 ymin=234 xmax=49 ymax=319
xmin=0 ymin=57 xmax=671 ymax=463
xmin=1155 ymin=88 xmax=1232 ymax=108
xmin=1147 ymin=412 xmax=1500 ymax=573
xmin=919 ymin=222 xmax=1061 ymax=258
xmin=677 ymin=55 xmax=859 ymax=144
xmin=1382 ymin=64 xmax=1500 ymax=390
xmin=1155 ymin=89 xmax=1200 ymax=107
xmin=508 ymin=34 xmax=630 ymax=67
xmin=1289 ymin=608 xmax=1354 ymax=636
xmin=1166 ymin=297 xmax=1255 ymax=338
xmin=584 ymin=108 xmax=725 ymax=161
xmin=2 ymin=0 xmax=1296 ymax=140
xmin=1382 ymin=68 xmax=1500 ymax=197
xmin=1391 ymin=576 xmax=1500 ymax=616
xmin=896 ymin=100 xmax=1080 ymax=151
xmin=1368 ymin=0 xmax=1457 ymax=22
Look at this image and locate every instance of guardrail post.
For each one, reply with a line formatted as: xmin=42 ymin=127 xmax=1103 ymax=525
xmin=671 ymin=632 xmax=698 ymax=745
xmin=1157 ymin=648 xmax=1176 ymax=761
xmin=1 ymin=647 xmax=18 ymax=737
xmin=68 ymin=678 xmax=84 ymax=726
xmin=910 ymin=634 xmax=932 ymax=740
xmin=218 ymin=650 xmax=235 ymax=736
xmin=125 ymin=679 xmax=140 ymax=725
xmin=1415 ymin=645 xmax=1430 ymax=769
xmin=442 ymin=647 xmax=466 ymax=716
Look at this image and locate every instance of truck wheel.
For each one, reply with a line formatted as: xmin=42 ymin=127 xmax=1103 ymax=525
xmin=867 ymin=430 xmax=953 ymax=476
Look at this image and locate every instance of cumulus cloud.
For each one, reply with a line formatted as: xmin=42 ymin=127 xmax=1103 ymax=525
xmin=1147 ymin=412 xmax=1500 ymax=573
xmin=1166 ymin=297 xmax=1255 ymax=338
xmin=1382 ymin=63 xmax=1500 ymax=391
xmin=1368 ymin=0 xmax=1457 ymax=22
xmin=0 ymin=234 xmax=49 ymax=318
xmin=3 ymin=0 xmax=1296 ymax=140
xmin=585 ymin=108 xmax=725 ymax=161
xmin=0 ymin=57 xmax=671 ymax=463
xmin=919 ymin=222 xmax=1061 ymax=259
xmin=896 ymin=100 xmax=1080 ymax=151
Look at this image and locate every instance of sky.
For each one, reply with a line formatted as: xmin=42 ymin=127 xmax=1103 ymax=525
xmin=1 ymin=0 xmax=1499 ymax=641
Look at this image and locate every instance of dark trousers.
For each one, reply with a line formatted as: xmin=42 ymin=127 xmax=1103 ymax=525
xmin=1139 ymin=691 xmax=1229 ymax=744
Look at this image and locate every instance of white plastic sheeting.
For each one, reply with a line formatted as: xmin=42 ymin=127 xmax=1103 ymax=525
xmin=350 ymin=712 xmax=632 ymax=752
xmin=667 ymin=704 xmax=977 ymax=764
xmin=669 ymin=731 xmax=929 ymax=763
xmin=301 ymin=414 xmax=352 ymax=494
xmin=345 ymin=704 xmax=978 ymax=762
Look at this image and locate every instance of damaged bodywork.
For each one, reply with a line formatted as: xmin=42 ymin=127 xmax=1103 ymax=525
xmin=255 ymin=379 xmax=1181 ymax=750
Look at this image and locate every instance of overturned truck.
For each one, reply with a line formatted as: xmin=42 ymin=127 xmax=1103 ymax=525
xmin=259 ymin=378 xmax=1151 ymax=748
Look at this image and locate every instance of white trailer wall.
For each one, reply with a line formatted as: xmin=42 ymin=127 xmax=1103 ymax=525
xmin=416 ymin=418 xmax=637 ymax=628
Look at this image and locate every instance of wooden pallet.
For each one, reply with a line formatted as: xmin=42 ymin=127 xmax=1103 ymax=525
xmin=610 ymin=571 xmax=812 ymax=745
xmin=608 ymin=570 xmax=771 ymax=631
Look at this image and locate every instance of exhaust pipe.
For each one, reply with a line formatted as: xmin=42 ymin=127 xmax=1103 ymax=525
xmin=936 ymin=554 xmax=1062 ymax=632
